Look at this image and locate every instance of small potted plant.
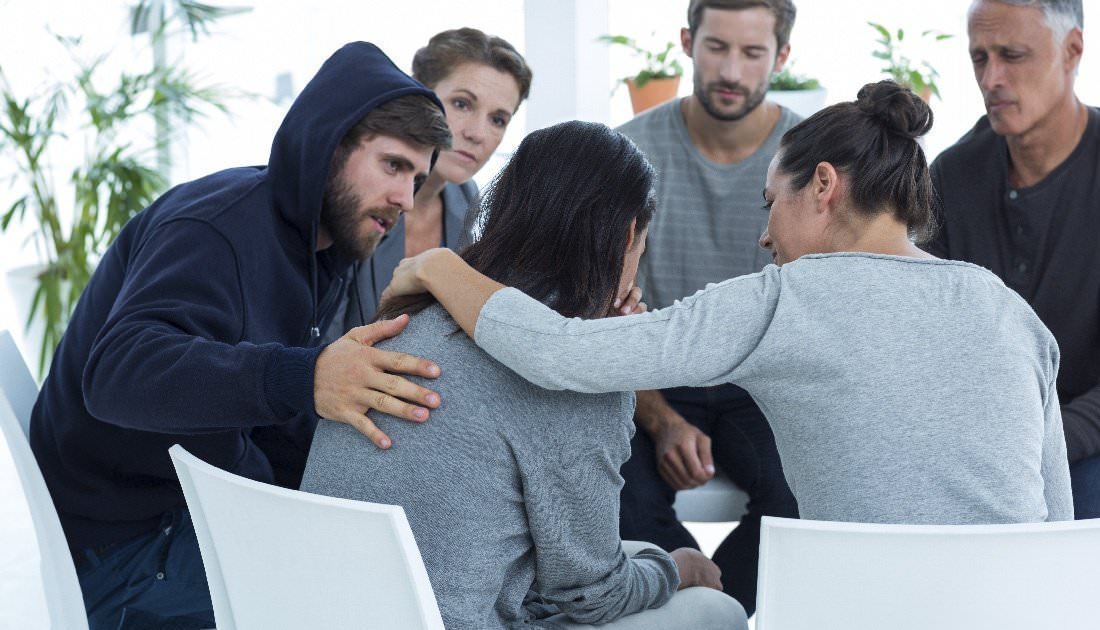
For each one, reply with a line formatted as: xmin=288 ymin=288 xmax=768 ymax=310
xmin=868 ymin=22 xmax=953 ymax=101
xmin=767 ymin=63 xmax=826 ymax=118
xmin=599 ymin=34 xmax=684 ymax=114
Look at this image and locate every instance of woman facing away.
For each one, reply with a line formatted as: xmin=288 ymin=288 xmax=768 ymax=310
xmin=325 ymin=27 xmax=532 ymax=336
xmin=301 ymin=121 xmax=748 ymax=630
xmin=384 ymin=81 xmax=1074 ymax=526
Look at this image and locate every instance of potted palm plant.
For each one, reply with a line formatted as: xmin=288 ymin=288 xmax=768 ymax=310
xmin=599 ymin=34 xmax=684 ymax=114
xmin=767 ymin=63 xmax=826 ymax=118
xmin=0 ymin=1 xmax=246 ymax=376
xmin=867 ymin=22 xmax=953 ymax=102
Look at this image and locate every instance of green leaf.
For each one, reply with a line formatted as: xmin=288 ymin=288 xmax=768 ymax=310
xmin=868 ymin=22 xmax=891 ymax=40
xmin=908 ymin=69 xmax=925 ymax=90
xmin=769 ymin=63 xmax=822 ymax=91
xmin=602 ymin=32 xmax=682 ymax=83
xmin=598 ymin=34 xmax=633 ymax=46
xmin=2 ymin=196 xmax=28 ymax=229
xmin=132 ymin=0 xmax=251 ymax=41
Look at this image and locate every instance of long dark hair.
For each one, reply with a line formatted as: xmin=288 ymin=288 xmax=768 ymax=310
xmin=777 ymin=80 xmax=936 ymax=242
xmin=377 ymin=120 xmax=656 ymax=321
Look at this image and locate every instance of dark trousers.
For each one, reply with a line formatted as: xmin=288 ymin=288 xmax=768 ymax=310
xmin=75 ymin=509 xmax=214 ymax=630
xmin=1071 ymin=454 xmax=1100 ymax=519
xmin=619 ymin=384 xmax=798 ymax=617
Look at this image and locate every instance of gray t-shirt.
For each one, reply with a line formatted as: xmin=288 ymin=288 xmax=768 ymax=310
xmin=617 ymin=99 xmax=801 ymax=308
xmin=473 ymin=253 xmax=1074 ymax=524
xmin=301 ymin=305 xmax=678 ymax=629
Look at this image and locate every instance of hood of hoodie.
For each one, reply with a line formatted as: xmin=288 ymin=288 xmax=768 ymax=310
xmin=267 ymin=41 xmax=444 ymax=251
xmin=266 ymin=42 xmax=443 ymax=339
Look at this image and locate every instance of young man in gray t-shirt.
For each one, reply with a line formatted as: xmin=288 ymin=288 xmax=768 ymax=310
xmin=613 ymin=0 xmax=801 ymax=615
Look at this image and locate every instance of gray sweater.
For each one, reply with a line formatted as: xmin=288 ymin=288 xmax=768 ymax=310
xmin=474 ymin=253 xmax=1074 ymax=524
xmin=301 ymin=305 xmax=678 ymax=629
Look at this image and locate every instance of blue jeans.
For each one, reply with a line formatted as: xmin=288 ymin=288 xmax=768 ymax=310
xmin=75 ymin=509 xmax=214 ymax=630
xmin=619 ymin=384 xmax=799 ymax=617
xmin=1070 ymin=454 xmax=1100 ymax=519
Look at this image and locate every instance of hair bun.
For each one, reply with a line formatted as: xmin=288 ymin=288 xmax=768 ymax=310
xmin=856 ymin=80 xmax=933 ymax=140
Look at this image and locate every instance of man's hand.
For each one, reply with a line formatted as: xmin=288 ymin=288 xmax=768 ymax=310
xmin=654 ymin=418 xmax=716 ymax=490
xmin=670 ymin=548 xmax=723 ymax=591
xmin=314 ymin=315 xmax=441 ymax=449
xmin=635 ymin=390 xmax=715 ymax=490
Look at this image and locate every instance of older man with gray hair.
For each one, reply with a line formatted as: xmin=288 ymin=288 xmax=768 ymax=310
xmin=926 ymin=0 xmax=1098 ymax=518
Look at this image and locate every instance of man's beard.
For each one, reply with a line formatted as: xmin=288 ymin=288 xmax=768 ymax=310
xmin=319 ymin=175 xmax=392 ymax=262
xmin=694 ymin=74 xmax=768 ymax=122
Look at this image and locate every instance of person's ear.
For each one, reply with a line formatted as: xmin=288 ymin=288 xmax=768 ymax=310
xmin=813 ymin=161 xmax=841 ymax=216
xmin=773 ymin=43 xmax=791 ymax=74
xmin=681 ymin=27 xmax=694 ymax=58
xmin=624 ymin=218 xmax=638 ymax=252
xmin=1063 ymin=28 xmax=1084 ymax=73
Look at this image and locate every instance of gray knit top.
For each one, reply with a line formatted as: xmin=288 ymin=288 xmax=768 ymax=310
xmin=474 ymin=253 xmax=1074 ymax=524
xmin=301 ymin=305 xmax=678 ymax=629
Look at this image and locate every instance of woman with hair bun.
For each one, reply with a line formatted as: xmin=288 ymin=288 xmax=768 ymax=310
xmin=384 ymin=80 xmax=1074 ymax=526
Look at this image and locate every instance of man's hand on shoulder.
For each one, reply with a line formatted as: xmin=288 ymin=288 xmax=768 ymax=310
xmin=670 ymin=548 xmax=723 ymax=591
xmin=314 ymin=314 xmax=441 ymax=449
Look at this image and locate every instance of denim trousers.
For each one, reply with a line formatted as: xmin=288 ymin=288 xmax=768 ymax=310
xmin=75 ymin=509 xmax=214 ymax=630
xmin=619 ymin=383 xmax=798 ymax=617
xmin=1071 ymin=454 xmax=1100 ymax=519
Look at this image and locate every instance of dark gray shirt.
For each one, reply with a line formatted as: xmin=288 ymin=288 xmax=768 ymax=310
xmin=927 ymin=108 xmax=1100 ymax=463
xmin=301 ymin=305 xmax=678 ymax=629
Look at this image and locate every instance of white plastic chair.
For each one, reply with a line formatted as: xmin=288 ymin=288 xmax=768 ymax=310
xmin=0 ymin=388 xmax=89 ymax=628
xmin=0 ymin=329 xmax=39 ymax=436
xmin=169 ymin=444 xmax=445 ymax=630
xmin=673 ymin=472 xmax=749 ymax=523
xmin=756 ymin=515 xmax=1100 ymax=630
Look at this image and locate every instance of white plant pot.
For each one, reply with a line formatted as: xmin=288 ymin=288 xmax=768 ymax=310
xmin=768 ymin=87 xmax=828 ymax=119
xmin=5 ymin=263 xmax=48 ymax=379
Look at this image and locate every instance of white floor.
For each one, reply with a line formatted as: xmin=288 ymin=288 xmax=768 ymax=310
xmin=0 ymin=434 xmax=744 ymax=629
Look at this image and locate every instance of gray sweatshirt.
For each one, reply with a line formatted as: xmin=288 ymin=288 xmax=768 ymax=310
xmin=474 ymin=253 xmax=1074 ymax=524
xmin=300 ymin=305 xmax=678 ymax=629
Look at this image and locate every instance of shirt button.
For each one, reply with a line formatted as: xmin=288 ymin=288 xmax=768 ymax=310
xmin=1017 ymin=261 xmax=1029 ymax=273
xmin=1008 ymin=190 xmax=1018 ymax=200
xmin=1015 ymin=225 xmax=1025 ymax=236
xmin=156 ymin=572 xmax=165 ymax=580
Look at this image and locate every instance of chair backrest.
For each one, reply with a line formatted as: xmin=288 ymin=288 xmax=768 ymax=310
xmin=0 ymin=391 xmax=89 ymax=629
xmin=756 ymin=515 xmax=1100 ymax=630
xmin=0 ymin=330 xmax=39 ymax=437
xmin=169 ymin=444 xmax=445 ymax=630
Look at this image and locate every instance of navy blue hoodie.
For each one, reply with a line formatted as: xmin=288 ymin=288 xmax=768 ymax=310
xmin=29 ymin=42 xmax=443 ymax=549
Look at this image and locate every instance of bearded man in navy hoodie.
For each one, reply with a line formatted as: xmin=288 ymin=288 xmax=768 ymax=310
xmin=28 ymin=42 xmax=452 ymax=629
